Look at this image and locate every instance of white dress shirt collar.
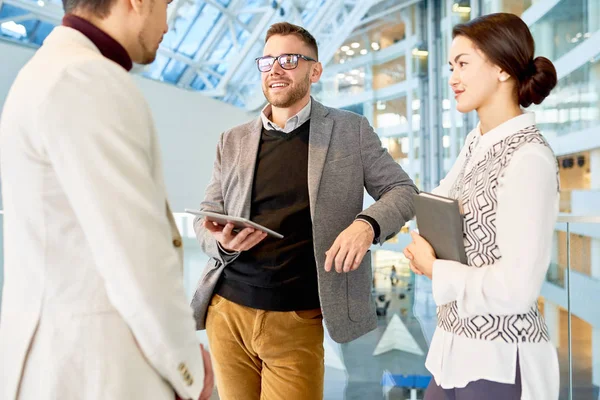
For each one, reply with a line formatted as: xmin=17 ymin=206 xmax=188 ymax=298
xmin=260 ymin=98 xmax=312 ymax=133
xmin=476 ymin=112 xmax=536 ymax=145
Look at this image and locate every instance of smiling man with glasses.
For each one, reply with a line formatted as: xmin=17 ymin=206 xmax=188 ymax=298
xmin=191 ymin=22 xmax=418 ymax=400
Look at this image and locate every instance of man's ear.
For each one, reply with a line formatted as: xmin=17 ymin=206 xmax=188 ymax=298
xmin=129 ymin=0 xmax=146 ymax=16
xmin=310 ymin=62 xmax=323 ymax=84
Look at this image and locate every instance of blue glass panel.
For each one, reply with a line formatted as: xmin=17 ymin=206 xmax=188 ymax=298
xmin=301 ymin=0 xmax=325 ymax=24
xmin=242 ymin=0 xmax=262 ymax=7
xmin=341 ymin=103 xmax=364 ymax=116
xmin=221 ymin=91 xmax=244 ymax=108
xmin=220 ymin=26 xmax=247 ymax=62
xmin=207 ymin=23 xmax=247 ymax=79
xmin=190 ymin=74 xmax=207 ymax=90
xmin=144 ymin=53 xmax=171 ymax=80
xmin=207 ymin=73 xmax=219 ymax=87
xmin=189 ymin=72 xmax=219 ymax=90
xmin=161 ymin=59 xmax=189 ymax=83
xmin=178 ymin=5 xmax=221 ymax=56
xmin=167 ymin=2 xmax=205 ymax=48
xmin=19 ymin=19 xmax=38 ymax=32
xmin=238 ymin=11 xmax=253 ymax=25
xmin=208 ymin=33 xmax=232 ymax=61
xmin=229 ymin=96 xmax=244 ymax=108
xmin=0 ymin=4 xmax=56 ymax=45
xmin=160 ymin=28 xmax=179 ymax=51
xmin=0 ymin=4 xmax=29 ymax=19
xmin=28 ymin=20 xmax=55 ymax=45
xmin=0 ymin=6 xmax=30 ymax=42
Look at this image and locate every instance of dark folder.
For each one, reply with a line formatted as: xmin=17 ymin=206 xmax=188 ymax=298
xmin=413 ymin=192 xmax=468 ymax=264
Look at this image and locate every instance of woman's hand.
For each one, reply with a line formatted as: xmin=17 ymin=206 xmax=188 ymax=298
xmin=403 ymin=231 xmax=437 ymax=279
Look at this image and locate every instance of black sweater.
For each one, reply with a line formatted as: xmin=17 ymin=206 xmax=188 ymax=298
xmin=215 ymin=120 xmax=320 ymax=311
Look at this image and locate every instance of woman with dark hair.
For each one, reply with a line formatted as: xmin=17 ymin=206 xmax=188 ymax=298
xmin=404 ymin=13 xmax=559 ymax=400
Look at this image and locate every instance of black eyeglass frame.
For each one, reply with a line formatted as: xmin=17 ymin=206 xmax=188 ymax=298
xmin=255 ymin=53 xmax=318 ymax=72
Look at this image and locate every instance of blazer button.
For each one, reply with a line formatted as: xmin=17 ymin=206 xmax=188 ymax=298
xmin=173 ymin=238 xmax=182 ymax=248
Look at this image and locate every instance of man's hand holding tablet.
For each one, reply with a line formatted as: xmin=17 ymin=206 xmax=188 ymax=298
xmin=185 ymin=210 xmax=283 ymax=253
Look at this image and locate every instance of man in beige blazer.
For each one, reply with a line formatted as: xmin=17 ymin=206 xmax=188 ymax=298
xmin=0 ymin=0 xmax=212 ymax=398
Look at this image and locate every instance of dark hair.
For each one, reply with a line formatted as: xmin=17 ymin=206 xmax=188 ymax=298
xmin=62 ymin=0 xmax=117 ymax=18
xmin=265 ymin=22 xmax=319 ymax=60
xmin=452 ymin=13 xmax=557 ymax=108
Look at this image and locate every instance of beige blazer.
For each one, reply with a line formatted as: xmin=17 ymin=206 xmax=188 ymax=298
xmin=0 ymin=26 xmax=204 ymax=400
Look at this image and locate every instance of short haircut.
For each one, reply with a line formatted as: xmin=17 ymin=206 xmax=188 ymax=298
xmin=265 ymin=22 xmax=319 ymax=60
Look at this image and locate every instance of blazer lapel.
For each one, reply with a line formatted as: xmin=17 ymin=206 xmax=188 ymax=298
xmin=308 ymin=100 xmax=333 ymax=219
xmin=236 ymin=118 xmax=263 ymax=219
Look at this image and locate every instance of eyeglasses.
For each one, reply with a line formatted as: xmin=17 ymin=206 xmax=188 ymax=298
xmin=255 ymin=53 xmax=317 ymax=72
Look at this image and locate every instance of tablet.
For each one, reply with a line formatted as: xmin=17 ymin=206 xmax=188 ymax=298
xmin=184 ymin=209 xmax=284 ymax=239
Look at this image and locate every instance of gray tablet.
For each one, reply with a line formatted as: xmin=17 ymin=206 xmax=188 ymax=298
xmin=184 ymin=209 xmax=284 ymax=239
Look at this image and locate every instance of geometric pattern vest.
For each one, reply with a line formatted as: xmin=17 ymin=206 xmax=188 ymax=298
xmin=437 ymin=126 xmax=558 ymax=343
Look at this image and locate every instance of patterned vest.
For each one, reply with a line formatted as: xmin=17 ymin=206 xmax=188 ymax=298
xmin=437 ymin=126 xmax=558 ymax=343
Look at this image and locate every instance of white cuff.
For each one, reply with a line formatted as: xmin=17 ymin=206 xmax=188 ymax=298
xmin=431 ymin=259 xmax=467 ymax=306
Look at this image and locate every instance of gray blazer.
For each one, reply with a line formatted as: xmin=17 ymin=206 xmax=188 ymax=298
xmin=191 ymin=99 xmax=417 ymax=343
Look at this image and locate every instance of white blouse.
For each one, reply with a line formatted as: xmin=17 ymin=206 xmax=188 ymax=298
xmin=425 ymin=113 xmax=560 ymax=399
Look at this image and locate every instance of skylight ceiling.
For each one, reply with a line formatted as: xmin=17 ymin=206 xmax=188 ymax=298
xmin=1 ymin=0 xmax=396 ymax=109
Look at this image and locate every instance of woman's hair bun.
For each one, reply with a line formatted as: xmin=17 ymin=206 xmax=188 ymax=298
xmin=518 ymin=56 xmax=557 ymax=108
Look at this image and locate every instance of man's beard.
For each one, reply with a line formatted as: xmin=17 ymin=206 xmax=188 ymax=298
xmin=263 ymin=72 xmax=311 ymax=108
xmin=137 ymin=31 xmax=158 ymax=65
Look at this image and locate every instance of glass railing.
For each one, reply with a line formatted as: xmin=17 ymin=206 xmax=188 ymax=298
xmin=1 ymin=211 xmax=598 ymax=399
xmin=543 ymin=215 xmax=600 ymax=400
xmin=172 ymin=213 xmax=600 ymax=400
